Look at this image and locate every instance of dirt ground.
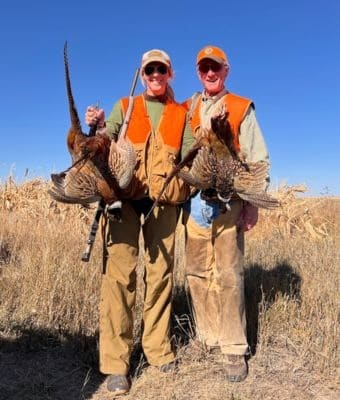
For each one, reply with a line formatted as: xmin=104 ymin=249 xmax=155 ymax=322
xmin=0 ymin=327 xmax=338 ymax=400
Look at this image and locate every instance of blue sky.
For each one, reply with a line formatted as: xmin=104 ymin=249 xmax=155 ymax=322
xmin=1 ymin=0 xmax=339 ymax=195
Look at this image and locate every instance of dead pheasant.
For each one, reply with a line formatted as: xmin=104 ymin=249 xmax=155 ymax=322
xmin=144 ymin=102 xmax=279 ymax=221
xmin=178 ymin=103 xmax=280 ymax=210
xmin=48 ymin=42 xmax=136 ymax=211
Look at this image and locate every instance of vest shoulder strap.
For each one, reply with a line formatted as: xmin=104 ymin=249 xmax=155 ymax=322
xmin=187 ymin=91 xmax=201 ymax=122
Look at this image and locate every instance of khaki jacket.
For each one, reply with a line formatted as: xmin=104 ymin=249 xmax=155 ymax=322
xmin=120 ymin=95 xmax=190 ymax=204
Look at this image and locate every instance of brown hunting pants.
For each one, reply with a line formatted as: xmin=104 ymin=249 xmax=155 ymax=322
xmin=184 ymin=199 xmax=248 ymax=356
xmin=99 ymin=199 xmax=178 ymax=375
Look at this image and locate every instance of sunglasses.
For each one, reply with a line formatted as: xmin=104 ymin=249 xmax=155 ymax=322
xmin=198 ymin=62 xmax=223 ymax=73
xmin=144 ymin=64 xmax=168 ymax=76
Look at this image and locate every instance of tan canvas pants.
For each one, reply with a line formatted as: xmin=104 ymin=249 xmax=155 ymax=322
xmin=99 ymin=200 xmax=178 ymax=375
xmin=185 ymin=200 xmax=248 ymax=356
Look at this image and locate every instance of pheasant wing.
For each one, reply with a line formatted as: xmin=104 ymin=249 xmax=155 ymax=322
xmin=109 ymin=138 xmax=137 ymax=189
xmin=234 ymin=161 xmax=280 ymax=209
xmin=237 ymin=191 xmax=280 ymax=209
xmin=234 ymin=161 xmax=269 ymax=192
xmin=178 ymin=146 xmax=214 ymax=190
xmin=48 ymin=165 xmax=100 ymax=205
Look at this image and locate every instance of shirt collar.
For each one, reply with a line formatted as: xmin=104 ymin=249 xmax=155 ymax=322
xmin=143 ymin=91 xmax=168 ymax=103
xmin=201 ymin=88 xmax=228 ymax=102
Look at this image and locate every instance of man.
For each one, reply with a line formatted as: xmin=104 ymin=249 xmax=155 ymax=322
xmin=86 ymin=49 xmax=192 ymax=395
xmin=183 ymin=45 xmax=270 ymax=382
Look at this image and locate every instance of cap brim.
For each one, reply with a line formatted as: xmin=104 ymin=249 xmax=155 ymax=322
xmin=197 ymin=56 xmax=226 ymax=65
xmin=142 ymin=57 xmax=170 ymax=68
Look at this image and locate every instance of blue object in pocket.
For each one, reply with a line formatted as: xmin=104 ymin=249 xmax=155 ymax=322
xmin=184 ymin=192 xmax=220 ymax=227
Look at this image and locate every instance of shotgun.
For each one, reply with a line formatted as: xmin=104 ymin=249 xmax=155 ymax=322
xmin=81 ymin=68 xmax=140 ymax=262
xmin=81 ymin=198 xmax=105 ymax=262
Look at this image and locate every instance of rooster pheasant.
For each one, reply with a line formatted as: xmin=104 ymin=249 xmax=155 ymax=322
xmin=178 ymin=103 xmax=279 ymax=210
xmin=48 ymin=43 xmax=136 ymax=210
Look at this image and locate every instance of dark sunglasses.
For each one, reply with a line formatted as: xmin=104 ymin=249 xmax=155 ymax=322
xmin=198 ymin=62 xmax=223 ymax=73
xmin=144 ymin=64 xmax=168 ymax=76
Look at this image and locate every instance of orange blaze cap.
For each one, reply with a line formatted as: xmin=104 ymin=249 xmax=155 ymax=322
xmin=196 ymin=45 xmax=229 ymax=67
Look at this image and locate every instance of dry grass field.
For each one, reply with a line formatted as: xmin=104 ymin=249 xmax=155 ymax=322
xmin=0 ymin=178 xmax=338 ymax=400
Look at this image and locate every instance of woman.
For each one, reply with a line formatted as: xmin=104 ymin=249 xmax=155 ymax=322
xmin=86 ymin=49 xmax=192 ymax=395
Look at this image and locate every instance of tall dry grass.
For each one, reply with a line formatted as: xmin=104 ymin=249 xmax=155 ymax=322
xmin=0 ymin=178 xmax=338 ymax=400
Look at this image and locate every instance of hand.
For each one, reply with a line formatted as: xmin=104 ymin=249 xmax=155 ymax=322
xmin=237 ymin=203 xmax=258 ymax=232
xmin=85 ymin=105 xmax=105 ymax=128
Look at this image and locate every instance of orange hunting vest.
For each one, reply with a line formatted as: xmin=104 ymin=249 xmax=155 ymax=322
xmin=184 ymin=92 xmax=253 ymax=152
xmin=121 ymin=95 xmax=186 ymax=149
xmin=120 ymin=95 xmax=189 ymax=204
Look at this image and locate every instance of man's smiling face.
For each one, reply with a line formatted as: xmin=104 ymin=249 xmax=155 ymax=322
xmin=197 ymin=59 xmax=228 ymax=96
